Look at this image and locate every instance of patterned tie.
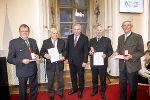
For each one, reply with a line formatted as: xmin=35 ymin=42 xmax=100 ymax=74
xmin=25 ymin=40 xmax=31 ymax=52
xmin=74 ymin=36 xmax=78 ymax=47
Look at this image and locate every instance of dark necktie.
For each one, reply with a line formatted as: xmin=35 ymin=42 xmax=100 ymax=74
xmin=96 ymin=37 xmax=100 ymax=52
xmin=74 ymin=36 xmax=78 ymax=47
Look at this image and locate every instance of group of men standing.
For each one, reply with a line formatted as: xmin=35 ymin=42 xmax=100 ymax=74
xmin=7 ymin=20 xmax=144 ymax=100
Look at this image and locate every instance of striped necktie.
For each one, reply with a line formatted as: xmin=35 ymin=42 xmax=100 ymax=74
xmin=25 ymin=40 xmax=31 ymax=52
xmin=74 ymin=36 xmax=78 ymax=47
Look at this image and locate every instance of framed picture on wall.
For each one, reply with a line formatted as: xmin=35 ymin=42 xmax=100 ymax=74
xmin=120 ymin=0 xmax=144 ymax=13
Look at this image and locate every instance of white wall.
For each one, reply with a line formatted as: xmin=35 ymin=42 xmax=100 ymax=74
xmin=0 ymin=0 xmax=43 ymax=50
xmin=0 ymin=0 xmax=44 ymax=85
xmin=0 ymin=0 xmax=6 ymax=49
xmin=111 ymin=0 xmax=149 ymax=50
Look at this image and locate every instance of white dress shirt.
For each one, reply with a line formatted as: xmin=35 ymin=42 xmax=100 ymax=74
xmin=51 ymin=38 xmax=58 ymax=48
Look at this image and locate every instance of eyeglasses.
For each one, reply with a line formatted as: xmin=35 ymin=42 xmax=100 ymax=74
xmin=20 ymin=31 xmax=29 ymax=32
xmin=122 ymin=24 xmax=132 ymax=27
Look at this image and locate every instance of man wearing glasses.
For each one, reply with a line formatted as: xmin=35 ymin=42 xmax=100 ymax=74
xmin=7 ymin=24 xmax=39 ymax=100
xmin=114 ymin=21 xmax=144 ymax=100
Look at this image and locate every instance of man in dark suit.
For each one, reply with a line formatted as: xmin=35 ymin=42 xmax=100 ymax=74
xmin=7 ymin=24 xmax=39 ymax=100
xmin=114 ymin=21 xmax=144 ymax=100
xmin=66 ymin=24 xmax=88 ymax=99
xmin=40 ymin=28 xmax=66 ymax=100
xmin=89 ymin=26 xmax=113 ymax=100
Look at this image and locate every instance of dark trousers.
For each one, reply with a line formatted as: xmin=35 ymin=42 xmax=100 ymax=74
xmin=46 ymin=64 xmax=64 ymax=97
xmin=69 ymin=61 xmax=84 ymax=91
xmin=119 ymin=64 xmax=138 ymax=100
xmin=18 ymin=73 xmax=37 ymax=100
xmin=91 ymin=66 xmax=106 ymax=95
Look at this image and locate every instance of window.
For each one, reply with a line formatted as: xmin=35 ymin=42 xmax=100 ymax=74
xmin=58 ymin=0 xmax=89 ymax=39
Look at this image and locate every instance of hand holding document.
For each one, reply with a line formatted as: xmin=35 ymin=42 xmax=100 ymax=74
xmin=93 ymin=52 xmax=104 ymax=66
xmin=48 ymin=48 xmax=59 ymax=63
xmin=59 ymin=53 xmax=65 ymax=61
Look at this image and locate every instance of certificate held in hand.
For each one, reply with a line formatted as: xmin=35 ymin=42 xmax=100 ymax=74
xmin=48 ymin=48 xmax=59 ymax=63
xmin=93 ymin=52 xmax=104 ymax=66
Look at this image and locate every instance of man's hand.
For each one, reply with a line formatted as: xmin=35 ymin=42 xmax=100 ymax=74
xmin=113 ymin=52 xmax=119 ymax=56
xmin=34 ymin=54 xmax=39 ymax=59
xmin=124 ymin=54 xmax=132 ymax=60
xmin=102 ymin=54 xmax=106 ymax=58
xmin=59 ymin=56 xmax=65 ymax=61
xmin=82 ymin=62 xmax=87 ymax=67
xmin=22 ymin=59 xmax=30 ymax=64
xmin=44 ymin=54 xmax=51 ymax=59
xmin=65 ymin=59 xmax=69 ymax=64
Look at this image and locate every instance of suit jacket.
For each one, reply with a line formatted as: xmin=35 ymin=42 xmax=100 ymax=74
xmin=7 ymin=37 xmax=39 ymax=77
xmin=40 ymin=38 xmax=66 ymax=72
xmin=117 ymin=32 xmax=144 ymax=73
xmin=66 ymin=34 xmax=88 ymax=66
xmin=89 ymin=36 xmax=113 ymax=67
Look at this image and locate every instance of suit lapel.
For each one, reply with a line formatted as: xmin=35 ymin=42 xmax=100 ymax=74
xmin=126 ymin=32 xmax=132 ymax=41
xmin=57 ymin=38 xmax=61 ymax=51
xmin=19 ymin=37 xmax=31 ymax=53
xmin=49 ymin=38 xmax=54 ymax=48
xmin=70 ymin=35 xmax=74 ymax=47
xmin=124 ymin=32 xmax=133 ymax=43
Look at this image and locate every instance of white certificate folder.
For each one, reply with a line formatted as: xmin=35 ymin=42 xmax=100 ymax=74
xmin=93 ymin=52 xmax=104 ymax=66
xmin=48 ymin=48 xmax=59 ymax=63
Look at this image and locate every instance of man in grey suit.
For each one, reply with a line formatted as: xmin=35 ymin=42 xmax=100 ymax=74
xmin=40 ymin=28 xmax=66 ymax=100
xmin=89 ymin=26 xmax=113 ymax=100
xmin=114 ymin=21 xmax=144 ymax=100
xmin=7 ymin=24 xmax=39 ymax=100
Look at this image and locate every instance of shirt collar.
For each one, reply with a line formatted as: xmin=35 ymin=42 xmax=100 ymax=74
xmin=74 ymin=35 xmax=80 ymax=39
xmin=51 ymin=38 xmax=57 ymax=43
xmin=96 ymin=36 xmax=102 ymax=41
xmin=125 ymin=32 xmax=131 ymax=37
xmin=20 ymin=36 xmax=28 ymax=41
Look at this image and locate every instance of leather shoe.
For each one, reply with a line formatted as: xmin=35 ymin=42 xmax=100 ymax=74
xmin=90 ymin=91 xmax=98 ymax=97
xmin=49 ymin=96 xmax=54 ymax=100
xmin=58 ymin=94 xmax=65 ymax=99
xmin=68 ymin=90 xmax=78 ymax=95
xmin=100 ymin=93 xmax=106 ymax=100
xmin=78 ymin=91 xmax=83 ymax=99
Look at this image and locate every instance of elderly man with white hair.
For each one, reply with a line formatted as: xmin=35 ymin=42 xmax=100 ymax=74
xmin=40 ymin=28 xmax=66 ymax=100
xmin=89 ymin=25 xmax=113 ymax=100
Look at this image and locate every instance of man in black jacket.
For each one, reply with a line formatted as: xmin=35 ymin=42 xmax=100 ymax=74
xmin=66 ymin=24 xmax=88 ymax=99
xmin=89 ymin=25 xmax=113 ymax=100
xmin=40 ymin=28 xmax=66 ymax=100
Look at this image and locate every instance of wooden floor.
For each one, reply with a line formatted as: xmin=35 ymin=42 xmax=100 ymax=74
xmin=9 ymin=69 xmax=119 ymax=94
